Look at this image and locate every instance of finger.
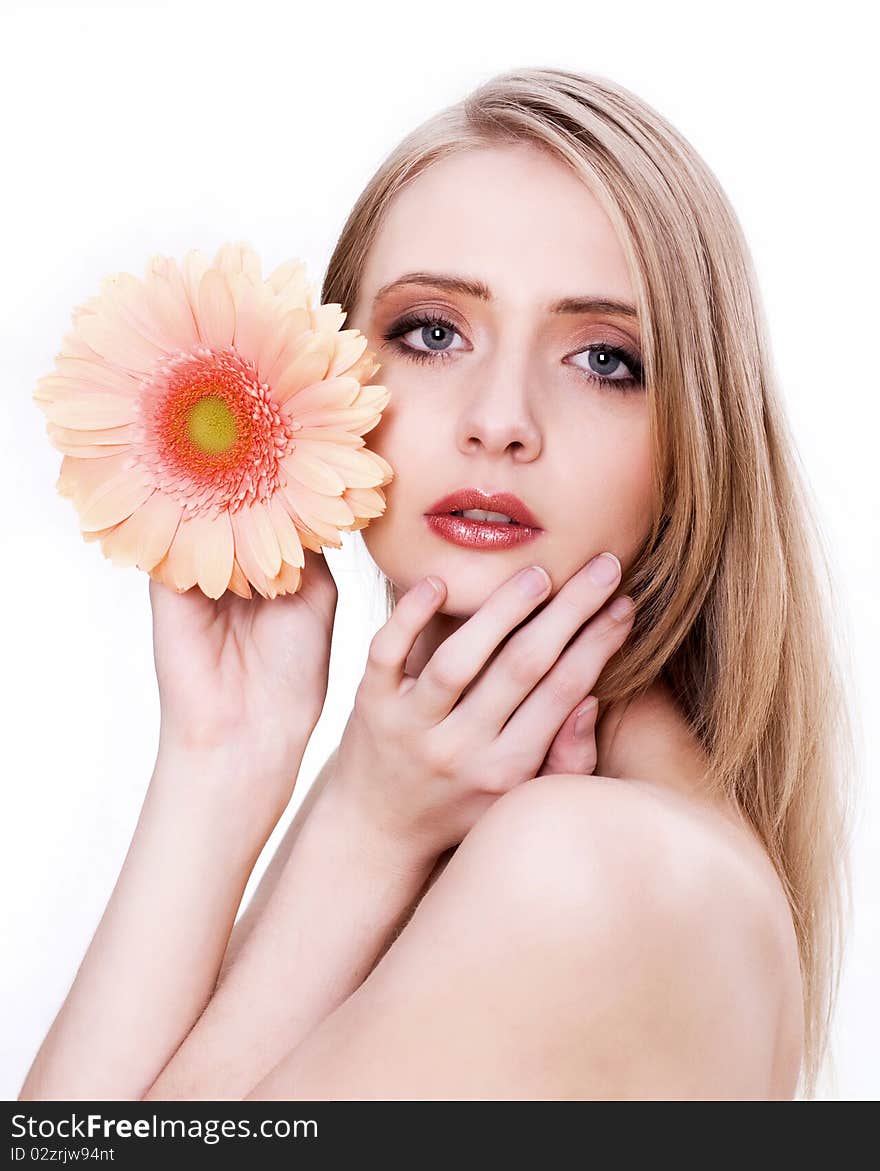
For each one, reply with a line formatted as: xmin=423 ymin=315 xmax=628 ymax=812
xmin=539 ymin=696 xmax=599 ymax=778
xmin=362 ymin=575 xmax=448 ymax=695
xmin=407 ymin=563 xmax=553 ymax=721
xmin=501 ymin=595 xmax=634 ymax=768
xmin=442 ymin=552 xmax=622 ymax=735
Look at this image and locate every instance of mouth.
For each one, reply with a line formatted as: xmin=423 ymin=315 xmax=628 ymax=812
xmin=423 ymin=510 xmax=543 ymax=550
xmin=424 ymin=488 xmax=543 ymax=529
xmin=448 ymin=509 xmax=521 ymax=525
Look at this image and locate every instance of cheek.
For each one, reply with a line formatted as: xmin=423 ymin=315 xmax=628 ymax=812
xmin=563 ymin=412 xmax=655 ymax=546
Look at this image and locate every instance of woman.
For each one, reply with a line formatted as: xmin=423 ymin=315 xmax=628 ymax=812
xmin=19 ymin=67 xmax=855 ymax=1101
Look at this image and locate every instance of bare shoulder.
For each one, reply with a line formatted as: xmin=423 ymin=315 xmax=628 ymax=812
xmin=246 ymin=717 xmax=803 ymax=1099
xmin=502 ymin=676 xmax=803 ymax=1097
xmin=595 ymin=678 xmax=799 ymax=948
xmin=450 ymin=761 xmax=803 ymax=1097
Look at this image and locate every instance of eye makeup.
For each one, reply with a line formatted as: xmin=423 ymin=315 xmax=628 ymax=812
xmin=380 ymin=309 xmax=644 ymax=394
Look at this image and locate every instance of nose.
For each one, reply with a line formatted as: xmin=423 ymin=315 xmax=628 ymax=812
xmin=454 ymin=353 xmax=542 ymax=461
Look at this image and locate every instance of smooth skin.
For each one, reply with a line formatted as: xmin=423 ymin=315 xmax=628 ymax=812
xmin=137 ymin=551 xmax=634 ymax=1100
xmin=19 ymin=141 xmax=803 ymax=1101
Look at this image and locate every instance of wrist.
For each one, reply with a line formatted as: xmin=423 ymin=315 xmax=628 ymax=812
xmin=149 ymin=730 xmax=314 ymax=859
xmin=310 ymin=775 xmax=439 ymax=887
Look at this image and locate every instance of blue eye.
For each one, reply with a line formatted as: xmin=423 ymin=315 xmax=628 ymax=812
xmin=381 ymin=311 xmax=644 ymax=394
xmin=383 ymin=311 xmax=464 ymax=361
xmin=567 ymin=344 xmax=643 ymax=391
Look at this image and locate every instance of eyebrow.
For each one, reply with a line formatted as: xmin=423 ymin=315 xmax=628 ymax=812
xmin=372 ymin=271 xmax=639 ymax=320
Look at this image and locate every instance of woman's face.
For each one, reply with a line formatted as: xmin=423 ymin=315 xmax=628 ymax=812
xmin=346 ymin=142 xmax=654 ymax=618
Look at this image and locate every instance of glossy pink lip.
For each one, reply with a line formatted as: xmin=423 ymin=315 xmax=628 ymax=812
xmin=424 ymin=513 xmax=542 ymax=549
xmin=424 ymin=488 xmax=542 ymax=528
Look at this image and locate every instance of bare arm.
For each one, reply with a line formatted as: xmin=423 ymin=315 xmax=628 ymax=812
xmin=215 ymin=747 xmax=339 ymax=984
xmin=244 ymin=775 xmax=786 ymax=1102
xmin=217 ymin=746 xmax=454 ymax=987
xmin=141 ymin=777 xmax=436 ymax=1100
xmin=17 ymin=741 xmax=309 ymax=1101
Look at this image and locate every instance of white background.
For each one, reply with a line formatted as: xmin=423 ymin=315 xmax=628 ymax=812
xmin=2 ymin=0 xmax=877 ymax=1100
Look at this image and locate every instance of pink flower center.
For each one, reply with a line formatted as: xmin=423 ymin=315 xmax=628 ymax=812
xmin=132 ymin=346 xmax=298 ymax=518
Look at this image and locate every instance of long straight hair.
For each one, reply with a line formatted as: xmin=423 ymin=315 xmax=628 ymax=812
xmin=320 ymin=67 xmax=858 ymax=1099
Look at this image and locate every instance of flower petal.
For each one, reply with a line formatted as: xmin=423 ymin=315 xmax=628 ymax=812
xmin=282 ymin=374 xmax=361 ymax=419
xmin=79 ymin=465 xmax=156 ymax=532
xmin=194 ymin=509 xmax=235 ymax=598
xmin=197 ymin=268 xmax=236 ymax=350
xmin=266 ymin=492 xmax=306 ymax=568
xmin=283 ymin=448 xmax=346 ymax=495
xmin=343 ymin=485 xmax=387 ymax=520
xmin=261 ymin=309 xmax=313 ymax=384
xmin=227 ymin=557 xmax=253 ymax=599
xmin=267 ymin=258 xmax=309 ymax=303
xmin=272 ymin=335 xmax=335 ymax=404
xmin=41 ymin=394 xmax=139 ymax=429
xmin=274 ymin=559 xmax=303 ymax=596
xmin=230 ymin=502 xmax=282 ymax=581
xmin=48 ymin=356 xmax=141 ymax=396
xmin=164 ymin=509 xmax=234 ymax=595
xmin=276 ymin=479 xmax=345 ymax=547
xmin=142 ymin=266 xmax=200 ymax=351
xmin=292 ymin=427 xmax=365 ymax=447
xmin=101 ymin=272 xmax=180 ymax=354
xmin=213 ymin=241 xmax=263 ymax=283
xmin=310 ymin=302 xmax=347 ymax=334
xmin=291 ymin=440 xmax=388 ymax=489
xmin=327 ymin=330 xmax=369 ymax=379
xmin=227 ymin=274 xmax=272 ymax=367
xmin=46 ymin=428 xmax=131 ymax=458
xmin=75 ymin=309 xmax=166 ymax=375
xmin=100 ymin=489 xmax=183 ymax=570
xmin=180 ymin=249 xmax=210 ymax=333
xmin=56 ymin=451 xmax=133 ymax=507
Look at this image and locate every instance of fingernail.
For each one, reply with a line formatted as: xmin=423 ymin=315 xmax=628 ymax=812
xmin=587 ymin=552 xmax=621 ymax=586
xmin=574 ymin=698 xmax=598 ymax=738
xmin=608 ymin=594 xmax=634 ymax=620
xmin=519 ymin=565 xmax=551 ymax=597
xmin=417 ymin=576 xmax=443 ymax=602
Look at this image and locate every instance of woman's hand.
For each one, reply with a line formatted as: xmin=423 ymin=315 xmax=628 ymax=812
xmin=148 ymin=547 xmax=338 ymax=817
xmin=329 ymin=552 xmax=635 ymax=864
xmin=535 ymin=692 xmax=602 ymax=778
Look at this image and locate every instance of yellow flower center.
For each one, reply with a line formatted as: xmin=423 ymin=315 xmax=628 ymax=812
xmin=185 ymin=394 xmax=238 ymax=454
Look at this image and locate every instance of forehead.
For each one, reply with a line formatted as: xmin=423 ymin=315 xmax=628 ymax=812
xmin=360 ymin=144 xmax=635 ymax=310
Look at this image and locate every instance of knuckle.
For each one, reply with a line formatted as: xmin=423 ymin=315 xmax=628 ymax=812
xmin=478 ymin=744 xmax=529 ymax=795
xmin=548 ymin=666 xmax=585 ymax=706
xmin=556 ymin=590 xmax=585 ymax=621
xmin=424 ymin=733 xmax=463 ymax=780
xmin=583 ymin=608 xmax=629 ymax=644
xmin=422 ymin=651 xmax=462 ymax=693
xmin=479 ymin=762 xmax=516 ymax=795
xmin=366 ymin=632 xmax=395 ymax=670
xmin=506 ymin=642 xmax=548 ymax=687
xmin=351 ymin=684 xmax=378 ymax=726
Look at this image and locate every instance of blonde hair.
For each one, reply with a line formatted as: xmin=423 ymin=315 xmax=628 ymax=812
xmin=320 ymin=67 xmax=858 ymax=1099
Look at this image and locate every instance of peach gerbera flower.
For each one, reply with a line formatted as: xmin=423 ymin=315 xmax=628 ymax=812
xmin=33 ymin=242 xmax=394 ymax=599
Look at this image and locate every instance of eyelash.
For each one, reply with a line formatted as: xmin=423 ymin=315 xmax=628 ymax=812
xmin=381 ymin=310 xmax=645 ymax=393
